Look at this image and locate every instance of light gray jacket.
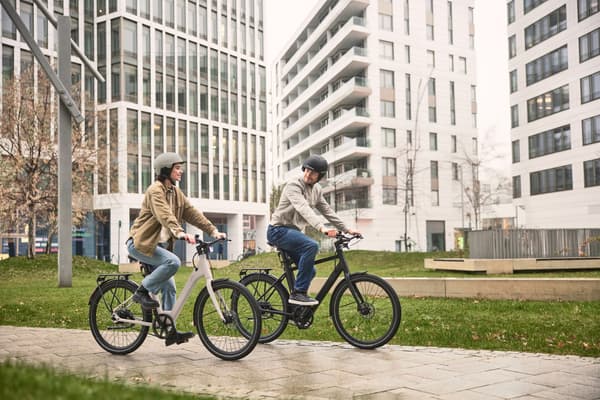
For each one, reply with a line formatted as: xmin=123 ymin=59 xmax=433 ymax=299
xmin=271 ymin=176 xmax=349 ymax=233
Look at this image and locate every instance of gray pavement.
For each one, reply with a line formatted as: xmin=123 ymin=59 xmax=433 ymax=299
xmin=0 ymin=326 xmax=598 ymax=399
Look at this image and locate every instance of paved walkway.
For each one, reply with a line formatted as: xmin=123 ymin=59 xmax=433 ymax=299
xmin=0 ymin=326 xmax=598 ymax=399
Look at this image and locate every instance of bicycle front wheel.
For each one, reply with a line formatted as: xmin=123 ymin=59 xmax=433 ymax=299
xmin=330 ymin=274 xmax=401 ymax=349
xmin=88 ymin=279 xmax=151 ymax=355
xmin=193 ymin=279 xmax=261 ymax=361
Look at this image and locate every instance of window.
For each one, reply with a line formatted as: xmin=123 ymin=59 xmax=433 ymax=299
xmin=459 ymin=56 xmax=467 ymax=74
xmin=383 ymin=187 xmax=397 ymax=205
xmin=428 ymin=78 xmax=436 ymax=122
xmin=403 ymin=0 xmax=410 ymax=34
xmin=510 ymin=69 xmax=518 ymax=93
xmin=449 ymin=54 xmax=454 ymax=71
xmin=452 ymin=162 xmax=459 ymax=180
xmin=528 ymin=125 xmax=571 ymax=159
xmin=511 ymin=104 xmax=519 ymax=128
xmin=512 ymin=176 xmax=521 ymax=198
xmin=382 ymin=127 xmax=396 ymax=147
xmin=579 ymin=27 xmax=600 ymax=63
xmin=381 ymin=100 xmax=395 ymax=117
xmin=379 ymin=13 xmax=393 ymax=31
xmin=527 ymin=84 xmax=569 ymax=122
xmin=427 ymin=50 xmax=435 ymax=68
xmin=407 ymin=130 xmax=413 ymax=146
xmin=530 ymin=165 xmax=572 ymax=195
xmin=526 ymin=45 xmax=568 ymax=86
xmin=404 ymin=45 xmax=410 ymax=63
xmin=472 ymin=137 xmax=478 ymax=155
xmin=382 ymin=157 xmax=397 ymax=176
xmin=580 ymin=71 xmax=600 ymax=104
xmin=524 ymin=0 xmax=548 ymax=14
xmin=584 ymin=158 xmax=600 ymax=187
xmin=451 ymin=135 xmax=457 ymax=153
xmin=507 ymin=0 xmax=515 ymax=24
xmin=449 ymin=81 xmax=456 ymax=125
xmin=582 ymin=114 xmax=600 ymax=145
xmin=405 ymin=74 xmax=411 ymax=120
xmin=525 ymin=6 xmax=567 ymax=50
xmin=512 ymin=140 xmax=520 ymax=163
xmin=380 ymin=69 xmax=394 ymax=88
xmin=578 ymin=0 xmax=600 ymax=21
xmin=426 ymin=23 xmax=434 ymax=40
xmin=448 ymin=1 xmax=454 ymax=44
xmin=429 ymin=132 xmax=438 ymax=151
xmin=508 ymin=34 xmax=516 ymax=58
xmin=380 ymin=40 xmax=394 ymax=60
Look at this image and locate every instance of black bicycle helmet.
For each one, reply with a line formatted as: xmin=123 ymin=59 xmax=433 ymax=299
xmin=302 ymin=154 xmax=328 ymax=181
xmin=154 ymin=152 xmax=185 ymax=183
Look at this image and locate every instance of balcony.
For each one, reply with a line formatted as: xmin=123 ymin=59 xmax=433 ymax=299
xmin=321 ymin=168 xmax=374 ymax=194
xmin=281 ymin=0 xmax=370 ymax=77
xmin=283 ymin=75 xmax=371 ymax=141
xmin=283 ymin=106 xmax=371 ymax=163
xmin=282 ymin=45 xmax=370 ymax=119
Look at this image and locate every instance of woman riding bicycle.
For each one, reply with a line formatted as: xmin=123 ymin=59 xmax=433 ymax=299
xmin=268 ymin=155 xmax=360 ymax=306
xmin=127 ymin=152 xmax=226 ymax=345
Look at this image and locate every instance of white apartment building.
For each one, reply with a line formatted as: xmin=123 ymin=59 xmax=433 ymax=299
xmin=1 ymin=0 xmax=268 ymax=262
xmin=272 ymin=0 xmax=478 ymax=251
xmin=507 ymin=0 xmax=600 ymax=228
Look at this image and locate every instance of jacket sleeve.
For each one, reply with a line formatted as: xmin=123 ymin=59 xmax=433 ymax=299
xmin=285 ymin=181 xmax=327 ymax=231
xmin=315 ymin=187 xmax=349 ymax=232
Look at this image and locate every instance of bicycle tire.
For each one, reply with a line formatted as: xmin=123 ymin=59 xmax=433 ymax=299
xmin=239 ymin=273 xmax=289 ymax=343
xmin=88 ymin=279 xmax=151 ymax=355
xmin=193 ymin=279 xmax=261 ymax=361
xmin=330 ymin=273 xmax=401 ymax=349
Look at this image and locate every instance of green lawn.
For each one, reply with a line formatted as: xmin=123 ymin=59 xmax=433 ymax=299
xmin=0 ymin=361 xmax=212 ymax=400
xmin=0 ymin=253 xmax=599 ymax=357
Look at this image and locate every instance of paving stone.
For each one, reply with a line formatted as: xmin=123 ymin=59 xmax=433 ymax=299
xmin=0 ymin=326 xmax=598 ymax=400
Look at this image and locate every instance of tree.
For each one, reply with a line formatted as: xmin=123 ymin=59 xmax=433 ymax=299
xmin=0 ymin=69 xmax=97 ymax=258
xmin=269 ymin=183 xmax=285 ymax=217
xmin=460 ymin=128 xmax=510 ymax=230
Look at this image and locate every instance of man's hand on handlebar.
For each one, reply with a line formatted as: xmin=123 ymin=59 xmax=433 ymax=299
xmin=346 ymin=229 xmax=362 ymax=238
xmin=320 ymin=227 xmax=338 ymax=238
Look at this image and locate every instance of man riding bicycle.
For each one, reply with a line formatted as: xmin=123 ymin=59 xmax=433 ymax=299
xmin=267 ymin=155 xmax=360 ymax=306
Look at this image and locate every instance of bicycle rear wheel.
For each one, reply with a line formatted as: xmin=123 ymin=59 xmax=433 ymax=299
xmin=330 ymin=273 xmax=401 ymax=349
xmin=88 ymin=279 xmax=151 ymax=355
xmin=193 ymin=279 xmax=261 ymax=361
xmin=239 ymin=273 xmax=289 ymax=343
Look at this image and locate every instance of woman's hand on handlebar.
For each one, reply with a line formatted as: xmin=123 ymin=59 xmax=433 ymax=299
xmin=214 ymin=231 xmax=227 ymax=240
xmin=179 ymin=232 xmax=197 ymax=244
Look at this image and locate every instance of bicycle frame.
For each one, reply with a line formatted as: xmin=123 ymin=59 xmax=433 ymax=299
xmin=111 ymin=242 xmax=226 ymax=327
xmin=247 ymin=235 xmax=366 ymax=315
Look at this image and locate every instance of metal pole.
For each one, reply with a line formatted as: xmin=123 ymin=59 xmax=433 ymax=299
xmin=57 ymin=16 xmax=72 ymax=288
xmin=31 ymin=0 xmax=104 ymax=83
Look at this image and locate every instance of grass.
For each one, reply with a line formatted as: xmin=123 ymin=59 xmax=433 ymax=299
xmin=0 ymin=361 xmax=212 ymax=400
xmin=0 ymin=253 xmax=599 ymax=358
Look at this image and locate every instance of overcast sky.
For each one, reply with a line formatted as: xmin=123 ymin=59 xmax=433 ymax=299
xmin=264 ymin=0 xmax=511 ymax=177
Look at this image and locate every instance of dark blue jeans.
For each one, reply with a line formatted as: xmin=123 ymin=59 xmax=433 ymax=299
xmin=267 ymin=225 xmax=319 ymax=293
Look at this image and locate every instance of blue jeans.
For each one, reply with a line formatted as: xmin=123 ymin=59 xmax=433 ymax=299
xmin=267 ymin=225 xmax=318 ymax=293
xmin=126 ymin=240 xmax=180 ymax=311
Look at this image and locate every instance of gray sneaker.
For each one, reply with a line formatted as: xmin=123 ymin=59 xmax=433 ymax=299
xmin=288 ymin=291 xmax=318 ymax=306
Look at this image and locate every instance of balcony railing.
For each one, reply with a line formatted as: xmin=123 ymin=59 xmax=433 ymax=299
xmin=336 ymin=198 xmax=372 ymax=211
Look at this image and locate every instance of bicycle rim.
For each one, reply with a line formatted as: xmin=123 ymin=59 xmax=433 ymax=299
xmin=193 ymin=280 xmax=261 ymax=361
xmin=240 ymin=273 xmax=289 ymax=343
xmin=88 ymin=279 xmax=151 ymax=355
xmin=331 ymin=274 xmax=401 ymax=349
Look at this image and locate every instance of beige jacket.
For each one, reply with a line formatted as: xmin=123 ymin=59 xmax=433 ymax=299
xmin=271 ymin=176 xmax=349 ymax=233
xmin=129 ymin=181 xmax=218 ymax=256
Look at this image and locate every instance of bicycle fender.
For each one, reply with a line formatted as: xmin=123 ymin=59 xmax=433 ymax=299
xmin=88 ymin=277 xmax=139 ymax=305
xmin=328 ymin=272 xmax=368 ymax=316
